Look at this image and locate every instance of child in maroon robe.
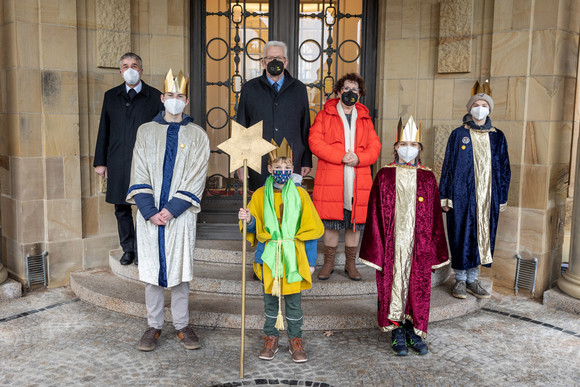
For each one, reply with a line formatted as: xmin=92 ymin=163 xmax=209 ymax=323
xmin=359 ymin=117 xmax=449 ymax=356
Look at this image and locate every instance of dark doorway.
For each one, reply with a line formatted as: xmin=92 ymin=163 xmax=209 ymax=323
xmin=190 ymin=0 xmax=378 ymax=238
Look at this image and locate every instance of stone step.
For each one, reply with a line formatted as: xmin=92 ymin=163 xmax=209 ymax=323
xmin=109 ymin=255 xmax=379 ymax=299
xmin=119 ymin=240 xmax=438 ymax=268
xmin=70 ymin=268 xmax=492 ymax=330
xmin=110 ymin=248 xmax=451 ymax=297
xmin=0 ymin=278 xmax=22 ymax=302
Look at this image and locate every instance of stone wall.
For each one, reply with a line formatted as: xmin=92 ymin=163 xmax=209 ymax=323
xmin=376 ymin=0 xmax=580 ymax=297
xmin=0 ymin=0 xmax=190 ymax=286
xmin=77 ymin=0 xmax=190 ymax=273
xmin=0 ymin=0 xmax=578 ymax=295
xmin=0 ymin=0 xmax=83 ymax=287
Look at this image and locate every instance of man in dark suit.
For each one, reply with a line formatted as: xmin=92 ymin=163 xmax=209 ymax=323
xmin=235 ymin=41 xmax=312 ymax=190
xmin=94 ymin=52 xmax=163 ymax=265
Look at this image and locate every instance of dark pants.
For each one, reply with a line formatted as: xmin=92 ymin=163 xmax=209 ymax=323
xmin=114 ymin=204 xmax=136 ymax=253
xmin=263 ymin=291 xmax=303 ymax=339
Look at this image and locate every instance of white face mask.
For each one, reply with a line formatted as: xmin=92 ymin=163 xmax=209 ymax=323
xmin=164 ymin=98 xmax=186 ymax=115
xmin=397 ymin=146 xmax=419 ymax=163
xmin=123 ymin=68 xmax=140 ymax=85
xmin=470 ymin=106 xmax=490 ymax=121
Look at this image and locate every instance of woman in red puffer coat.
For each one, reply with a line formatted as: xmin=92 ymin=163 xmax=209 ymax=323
xmin=309 ymin=73 xmax=381 ymax=281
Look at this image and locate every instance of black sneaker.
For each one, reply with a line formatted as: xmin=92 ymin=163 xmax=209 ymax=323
xmin=405 ymin=323 xmax=428 ymax=355
xmin=391 ymin=326 xmax=408 ymax=356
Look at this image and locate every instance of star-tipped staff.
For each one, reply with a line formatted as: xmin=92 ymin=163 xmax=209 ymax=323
xmin=217 ymin=121 xmax=276 ymax=378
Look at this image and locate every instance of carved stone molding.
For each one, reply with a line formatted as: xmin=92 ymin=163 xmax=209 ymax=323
xmin=437 ymin=0 xmax=473 ymax=74
xmin=96 ymin=0 xmax=131 ymax=68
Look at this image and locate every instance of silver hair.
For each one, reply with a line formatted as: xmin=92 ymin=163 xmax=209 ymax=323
xmin=263 ymin=41 xmax=288 ymax=59
xmin=119 ymin=52 xmax=143 ymax=69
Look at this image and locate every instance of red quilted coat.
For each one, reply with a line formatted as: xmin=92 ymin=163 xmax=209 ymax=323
xmin=309 ymin=98 xmax=381 ymax=225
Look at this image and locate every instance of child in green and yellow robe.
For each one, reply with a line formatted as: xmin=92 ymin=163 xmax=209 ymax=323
xmin=239 ymin=155 xmax=323 ymax=363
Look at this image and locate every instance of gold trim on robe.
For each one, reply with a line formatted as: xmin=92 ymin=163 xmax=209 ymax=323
xmin=431 ymin=259 xmax=451 ymax=270
xmin=441 ymin=198 xmax=453 ymax=208
xmin=379 ymin=313 xmax=427 ymax=338
xmin=359 ymin=257 xmax=382 ymax=272
xmin=470 ymin=129 xmax=493 ymax=265
xmin=388 ymin=166 xmax=417 ymax=322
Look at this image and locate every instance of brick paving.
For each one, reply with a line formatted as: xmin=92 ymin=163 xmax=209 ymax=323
xmin=1 ymin=287 xmax=579 ymax=386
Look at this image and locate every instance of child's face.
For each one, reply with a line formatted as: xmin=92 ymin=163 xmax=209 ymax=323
xmin=268 ymin=160 xmax=293 ymax=185
xmin=268 ymin=160 xmax=293 ymax=174
xmin=470 ymin=100 xmax=490 ymax=110
xmin=395 ymin=141 xmax=420 ymax=150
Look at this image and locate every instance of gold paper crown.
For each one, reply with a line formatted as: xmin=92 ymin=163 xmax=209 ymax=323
xmin=269 ymin=138 xmax=293 ymax=162
xmin=164 ymin=69 xmax=189 ymax=95
xmin=471 ymin=80 xmax=492 ymax=97
xmin=396 ymin=116 xmax=422 ymax=143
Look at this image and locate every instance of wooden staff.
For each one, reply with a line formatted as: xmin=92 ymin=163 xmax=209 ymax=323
xmin=240 ymin=159 xmax=248 ymax=378
xmin=216 ymin=120 xmax=275 ymax=378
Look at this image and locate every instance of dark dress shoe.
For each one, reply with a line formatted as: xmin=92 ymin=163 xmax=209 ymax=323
xmin=134 ymin=251 xmax=138 ymax=266
xmin=120 ymin=251 xmax=135 ymax=265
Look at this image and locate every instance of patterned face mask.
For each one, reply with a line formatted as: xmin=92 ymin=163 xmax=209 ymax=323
xmin=272 ymin=169 xmax=292 ymax=185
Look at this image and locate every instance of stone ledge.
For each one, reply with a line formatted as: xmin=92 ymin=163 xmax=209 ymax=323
xmin=110 ymin=248 xmax=451 ymax=289
xmin=0 ymin=278 xmax=23 ymax=303
xmin=543 ymin=287 xmax=580 ymax=315
xmin=110 ymin=255 xmax=379 ymax=299
xmin=70 ymin=268 xmax=490 ymax=330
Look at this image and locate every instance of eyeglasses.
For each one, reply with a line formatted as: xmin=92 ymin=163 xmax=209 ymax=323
xmin=263 ymin=56 xmax=286 ymax=62
xmin=342 ymin=87 xmax=360 ymax=93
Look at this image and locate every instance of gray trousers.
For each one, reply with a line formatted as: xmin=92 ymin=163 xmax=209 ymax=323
xmin=145 ymin=282 xmax=190 ymax=330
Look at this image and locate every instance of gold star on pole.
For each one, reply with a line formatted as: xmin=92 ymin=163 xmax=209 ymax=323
xmin=218 ymin=120 xmax=277 ymax=379
xmin=217 ymin=121 xmax=276 ymax=173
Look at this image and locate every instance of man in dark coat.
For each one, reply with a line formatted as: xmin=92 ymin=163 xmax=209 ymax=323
xmin=235 ymin=41 xmax=312 ymax=191
xmin=94 ymin=52 xmax=163 ymax=265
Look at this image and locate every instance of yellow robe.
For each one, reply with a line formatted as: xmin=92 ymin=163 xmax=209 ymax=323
xmin=241 ymin=186 xmax=324 ymax=295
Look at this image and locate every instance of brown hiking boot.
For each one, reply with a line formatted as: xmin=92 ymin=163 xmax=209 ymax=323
xmin=344 ymin=246 xmax=362 ymax=281
xmin=176 ymin=326 xmax=201 ymax=350
xmin=288 ymin=337 xmax=307 ymax=363
xmin=138 ymin=327 xmax=161 ymax=351
xmin=318 ymin=245 xmax=336 ymax=280
xmin=259 ymin=335 xmax=279 ymax=360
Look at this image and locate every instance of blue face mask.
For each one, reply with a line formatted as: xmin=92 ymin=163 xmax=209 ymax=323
xmin=272 ymin=169 xmax=292 ymax=185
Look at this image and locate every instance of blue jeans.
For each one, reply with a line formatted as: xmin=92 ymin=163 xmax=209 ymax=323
xmin=454 ymin=267 xmax=479 ymax=283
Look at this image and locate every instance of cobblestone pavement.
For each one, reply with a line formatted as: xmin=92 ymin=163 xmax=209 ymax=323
xmin=1 ymin=287 xmax=579 ymax=386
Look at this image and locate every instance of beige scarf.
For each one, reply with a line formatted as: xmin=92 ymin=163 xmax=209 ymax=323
xmin=336 ymin=101 xmax=357 ymax=211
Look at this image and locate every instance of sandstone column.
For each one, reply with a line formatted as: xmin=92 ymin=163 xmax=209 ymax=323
xmin=558 ymin=42 xmax=580 ymax=299
xmin=0 ymin=261 xmax=7 ymax=284
xmin=558 ymin=150 xmax=580 ymax=298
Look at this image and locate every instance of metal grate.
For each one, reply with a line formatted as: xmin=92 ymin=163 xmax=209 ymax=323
xmin=514 ymin=254 xmax=538 ymax=296
xmin=26 ymin=251 xmax=48 ymax=288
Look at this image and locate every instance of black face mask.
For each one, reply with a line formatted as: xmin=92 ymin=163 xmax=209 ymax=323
xmin=266 ymin=59 xmax=284 ymax=76
xmin=341 ymin=91 xmax=358 ymax=106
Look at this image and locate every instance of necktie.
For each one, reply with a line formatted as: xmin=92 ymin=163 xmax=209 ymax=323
xmin=128 ymin=89 xmax=137 ymax=101
xmin=273 ymin=82 xmax=279 ymax=93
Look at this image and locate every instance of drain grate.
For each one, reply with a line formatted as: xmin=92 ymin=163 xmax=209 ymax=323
xmin=26 ymin=251 xmax=48 ymax=288
xmin=514 ymin=254 xmax=538 ymax=296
